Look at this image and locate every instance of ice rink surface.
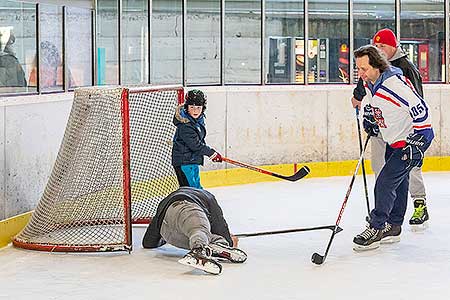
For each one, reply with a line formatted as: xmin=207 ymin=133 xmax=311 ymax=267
xmin=1 ymin=172 xmax=449 ymax=300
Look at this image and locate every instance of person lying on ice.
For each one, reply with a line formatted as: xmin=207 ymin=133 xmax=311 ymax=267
xmin=142 ymin=186 xmax=247 ymax=275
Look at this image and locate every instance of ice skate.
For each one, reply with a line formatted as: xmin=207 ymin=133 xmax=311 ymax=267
xmin=353 ymin=226 xmax=382 ymax=251
xmin=209 ymin=242 xmax=247 ymax=263
xmin=381 ymin=223 xmax=401 ymax=244
xmin=178 ymin=246 xmax=222 ymax=275
xmin=409 ymin=198 xmax=429 ymax=231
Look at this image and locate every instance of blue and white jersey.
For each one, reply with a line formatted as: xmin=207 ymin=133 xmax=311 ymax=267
xmin=361 ymin=66 xmax=434 ymax=147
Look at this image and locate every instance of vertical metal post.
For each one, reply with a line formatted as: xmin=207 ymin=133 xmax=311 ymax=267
xmin=304 ymin=0 xmax=309 ymax=85
xmin=36 ymin=4 xmax=40 ymax=93
xmin=220 ymin=0 xmax=225 ymax=85
xmin=118 ymin=0 xmax=122 ymax=85
xmin=92 ymin=8 xmax=97 ymax=86
xmin=445 ymin=0 xmax=449 ymax=83
xmin=182 ymin=0 xmax=187 ymax=86
xmin=349 ymin=0 xmax=354 ymax=84
xmin=63 ymin=6 xmax=68 ymax=91
xmin=148 ymin=0 xmax=152 ymax=84
xmin=261 ymin=0 xmax=265 ymax=85
xmin=395 ymin=0 xmax=400 ymax=40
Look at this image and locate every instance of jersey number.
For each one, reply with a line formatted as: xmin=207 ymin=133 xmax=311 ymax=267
xmin=411 ymin=103 xmax=425 ymax=117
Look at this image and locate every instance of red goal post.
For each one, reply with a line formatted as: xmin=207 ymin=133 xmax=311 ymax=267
xmin=13 ymin=85 xmax=184 ymax=252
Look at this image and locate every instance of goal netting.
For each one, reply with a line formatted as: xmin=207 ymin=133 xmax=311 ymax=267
xmin=13 ymin=85 xmax=183 ymax=252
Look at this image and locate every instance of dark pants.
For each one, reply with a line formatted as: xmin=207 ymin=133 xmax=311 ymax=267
xmin=370 ymin=145 xmax=412 ymax=229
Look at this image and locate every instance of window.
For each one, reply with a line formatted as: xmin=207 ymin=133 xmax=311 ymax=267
xmin=186 ymin=0 xmax=221 ymax=85
xmin=225 ymin=0 xmax=261 ymax=84
xmin=0 ymin=1 xmax=36 ymax=94
xmin=309 ymin=0 xmax=348 ymax=83
xmin=151 ymin=0 xmax=182 ymax=84
xmin=66 ymin=6 xmax=92 ymax=88
xmin=353 ymin=1 xmax=395 ymax=83
xmin=122 ymin=0 xmax=148 ymax=85
xmin=401 ymin=0 xmax=445 ymax=83
xmin=266 ymin=0 xmax=304 ymax=84
xmin=38 ymin=4 xmax=63 ymax=92
xmin=97 ymin=0 xmax=118 ymax=85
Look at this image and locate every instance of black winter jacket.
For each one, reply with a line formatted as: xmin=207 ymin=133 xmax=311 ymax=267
xmin=171 ymin=105 xmax=215 ymax=167
xmin=353 ymin=48 xmax=423 ymax=101
xmin=142 ymin=187 xmax=233 ymax=248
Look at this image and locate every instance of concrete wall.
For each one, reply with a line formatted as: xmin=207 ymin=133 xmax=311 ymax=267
xmin=1 ymin=84 xmax=449 ymax=220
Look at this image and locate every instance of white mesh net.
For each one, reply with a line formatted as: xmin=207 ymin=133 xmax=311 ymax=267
xmin=13 ymin=86 xmax=182 ymax=252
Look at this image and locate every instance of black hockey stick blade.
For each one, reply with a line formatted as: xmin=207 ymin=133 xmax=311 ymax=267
xmin=272 ymin=165 xmax=310 ymax=182
xmin=235 ymin=224 xmax=342 ymax=238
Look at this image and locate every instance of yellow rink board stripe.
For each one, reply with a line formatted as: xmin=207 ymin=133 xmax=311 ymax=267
xmin=0 ymin=212 xmax=32 ymax=249
xmin=1 ymin=156 xmax=450 ymax=249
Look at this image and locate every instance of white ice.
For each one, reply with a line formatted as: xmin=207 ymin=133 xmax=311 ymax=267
xmin=1 ymin=172 xmax=449 ymax=300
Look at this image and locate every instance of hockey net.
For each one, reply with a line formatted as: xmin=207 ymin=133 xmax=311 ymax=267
xmin=13 ymin=85 xmax=183 ymax=252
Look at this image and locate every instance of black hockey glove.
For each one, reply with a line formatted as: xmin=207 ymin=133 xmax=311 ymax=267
xmin=363 ymin=104 xmax=380 ymax=136
xmin=402 ymin=133 xmax=427 ymax=168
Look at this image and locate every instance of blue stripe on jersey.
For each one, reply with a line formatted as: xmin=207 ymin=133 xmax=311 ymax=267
xmin=379 ymin=85 xmax=409 ymax=107
xmin=396 ymin=74 xmax=423 ymax=101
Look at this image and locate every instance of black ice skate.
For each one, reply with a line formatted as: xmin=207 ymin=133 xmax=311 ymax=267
xmin=409 ymin=198 xmax=429 ymax=231
xmin=209 ymin=242 xmax=247 ymax=263
xmin=381 ymin=223 xmax=401 ymax=244
xmin=353 ymin=226 xmax=382 ymax=251
xmin=178 ymin=246 xmax=222 ymax=275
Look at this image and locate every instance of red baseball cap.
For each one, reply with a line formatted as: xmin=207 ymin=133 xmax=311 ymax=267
xmin=373 ymin=28 xmax=398 ymax=48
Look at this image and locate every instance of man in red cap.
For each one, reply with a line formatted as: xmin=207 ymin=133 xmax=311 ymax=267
xmin=351 ymin=28 xmax=429 ymax=231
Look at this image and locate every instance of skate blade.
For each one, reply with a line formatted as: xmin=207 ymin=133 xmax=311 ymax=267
xmin=410 ymin=221 xmax=429 ymax=232
xmin=178 ymin=256 xmax=222 ymax=275
xmin=381 ymin=235 xmax=400 ymax=244
xmin=353 ymin=241 xmax=380 ymax=252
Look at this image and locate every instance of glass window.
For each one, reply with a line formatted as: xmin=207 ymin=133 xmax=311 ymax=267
xmin=151 ymin=0 xmax=182 ymax=84
xmin=122 ymin=0 xmax=148 ymax=85
xmin=186 ymin=0 xmax=221 ymax=85
xmin=97 ymin=0 xmax=118 ymax=85
xmin=309 ymin=0 xmax=348 ymax=83
xmin=66 ymin=7 xmax=92 ymax=88
xmin=225 ymin=0 xmax=261 ymax=84
xmin=401 ymin=0 xmax=445 ymax=83
xmin=38 ymin=4 xmax=63 ymax=92
xmin=0 ymin=1 xmax=36 ymax=94
xmin=353 ymin=1 xmax=395 ymax=83
xmin=265 ymin=0 xmax=304 ymax=84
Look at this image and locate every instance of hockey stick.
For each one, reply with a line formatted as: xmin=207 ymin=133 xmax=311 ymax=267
xmin=355 ymin=107 xmax=371 ymax=216
xmin=222 ymin=157 xmax=310 ymax=182
xmin=235 ymin=225 xmax=343 ymax=238
xmin=311 ymin=135 xmax=371 ymax=265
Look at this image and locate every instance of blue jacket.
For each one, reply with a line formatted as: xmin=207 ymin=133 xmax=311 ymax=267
xmin=171 ymin=105 xmax=215 ymax=167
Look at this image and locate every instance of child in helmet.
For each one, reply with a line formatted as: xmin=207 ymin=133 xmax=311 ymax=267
xmin=171 ymin=89 xmax=222 ymax=188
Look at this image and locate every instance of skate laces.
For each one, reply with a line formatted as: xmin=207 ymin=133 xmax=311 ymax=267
xmin=412 ymin=205 xmax=426 ymax=219
xmin=192 ymin=246 xmax=212 ymax=258
xmin=382 ymin=223 xmax=392 ymax=233
xmin=359 ymin=227 xmax=378 ymax=239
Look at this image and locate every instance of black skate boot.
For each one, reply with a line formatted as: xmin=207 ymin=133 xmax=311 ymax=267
xmin=178 ymin=246 xmax=222 ymax=275
xmin=209 ymin=242 xmax=247 ymax=263
xmin=381 ymin=223 xmax=401 ymax=244
xmin=409 ymin=198 xmax=429 ymax=231
xmin=353 ymin=226 xmax=382 ymax=251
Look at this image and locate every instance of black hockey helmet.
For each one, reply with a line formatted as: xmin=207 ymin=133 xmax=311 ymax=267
xmin=184 ymin=89 xmax=207 ymax=113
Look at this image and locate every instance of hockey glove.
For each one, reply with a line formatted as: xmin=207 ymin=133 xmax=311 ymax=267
xmin=363 ymin=104 xmax=380 ymax=136
xmin=210 ymin=152 xmax=223 ymax=163
xmin=402 ymin=133 xmax=427 ymax=168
